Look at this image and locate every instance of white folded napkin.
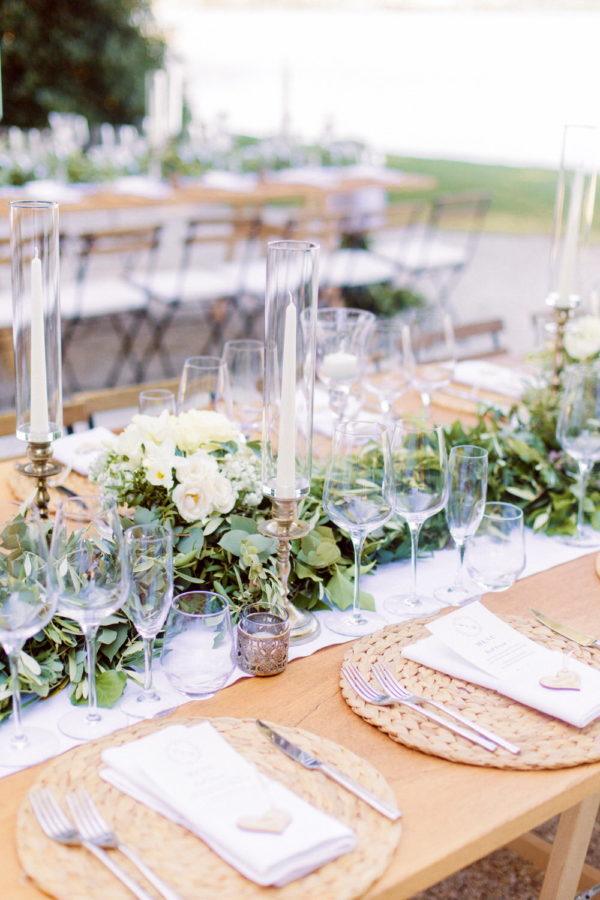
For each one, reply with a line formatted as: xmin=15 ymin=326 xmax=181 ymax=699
xmin=52 ymin=427 xmax=116 ymax=476
xmin=453 ymin=360 xmax=533 ymax=399
xmin=201 ymin=170 xmax=258 ymax=191
xmin=100 ymin=723 xmax=356 ymax=887
xmin=23 ymin=179 xmax=85 ymax=203
xmin=402 ymin=603 xmax=600 ymax=728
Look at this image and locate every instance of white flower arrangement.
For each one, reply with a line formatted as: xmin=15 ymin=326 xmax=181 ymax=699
xmin=565 ymin=314 xmax=600 ymax=362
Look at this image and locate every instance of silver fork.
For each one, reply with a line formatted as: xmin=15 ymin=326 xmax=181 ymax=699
xmin=373 ymin=662 xmax=520 ymax=755
xmin=29 ymin=788 xmax=152 ymax=900
xmin=341 ymin=663 xmax=497 ymax=752
xmin=67 ymin=789 xmax=181 ymax=900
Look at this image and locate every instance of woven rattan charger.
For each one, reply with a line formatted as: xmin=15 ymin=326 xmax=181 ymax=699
xmin=341 ymin=615 xmax=600 ymax=771
xmin=17 ymin=716 xmax=401 ymax=900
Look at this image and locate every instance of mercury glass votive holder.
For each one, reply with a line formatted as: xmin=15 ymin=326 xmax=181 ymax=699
xmin=236 ymin=608 xmax=290 ymax=677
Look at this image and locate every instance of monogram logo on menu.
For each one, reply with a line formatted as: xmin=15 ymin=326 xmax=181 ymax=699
xmin=452 ymin=616 xmax=482 ymax=638
xmin=167 ymin=740 xmax=202 ymax=766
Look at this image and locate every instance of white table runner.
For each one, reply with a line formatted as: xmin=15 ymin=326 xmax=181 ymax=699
xmin=0 ymin=529 xmax=594 ymax=777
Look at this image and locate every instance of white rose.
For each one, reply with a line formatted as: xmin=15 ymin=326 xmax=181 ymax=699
xmin=114 ymin=423 xmax=145 ymax=466
xmin=174 ymin=449 xmax=218 ymax=483
xmin=143 ymin=444 xmax=176 ymax=490
xmin=172 ymin=478 xmax=214 ymax=523
xmin=132 ymin=411 xmax=175 ymax=446
xmin=173 ymin=410 xmax=240 ymax=453
xmin=211 ymin=474 xmax=236 ymax=514
xmin=565 ymin=315 xmax=600 ymax=361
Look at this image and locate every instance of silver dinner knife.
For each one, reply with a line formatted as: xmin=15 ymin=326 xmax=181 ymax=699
xmin=256 ymin=720 xmax=401 ymax=821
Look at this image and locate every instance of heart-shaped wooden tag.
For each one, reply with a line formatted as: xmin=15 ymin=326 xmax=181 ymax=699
xmin=236 ymin=808 xmax=292 ymax=834
xmin=539 ymin=669 xmax=581 ymax=692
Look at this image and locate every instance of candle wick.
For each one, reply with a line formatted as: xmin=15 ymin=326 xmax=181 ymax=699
xmin=287 ymin=289 xmax=295 ymax=306
xmin=34 ymin=246 xmax=39 ymax=259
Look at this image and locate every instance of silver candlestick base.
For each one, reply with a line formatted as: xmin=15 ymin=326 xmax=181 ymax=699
xmin=16 ymin=441 xmax=62 ymax=519
xmin=546 ymin=293 xmax=580 ymax=392
xmin=259 ymin=498 xmax=320 ymax=643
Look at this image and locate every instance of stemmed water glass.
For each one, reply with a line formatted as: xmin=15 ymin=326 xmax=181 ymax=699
xmin=323 ymin=421 xmax=393 ymax=636
xmin=402 ymin=305 xmax=456 ymax=416
xmin=121 ymin=523 xmax=173 ymax=717
xmin=311 ymin=307 xmax=375 ymax=426
xmin=222 ymin=338 xmax=264 ymax=437
xmin=0 ymin=515 xmax=59 ymax=766
xmin=138 ymin=389 xmax=176 ymax=416
xmin=465 ymin=502 xmax=526 ymax=592
xmin=556 ymin=362 xmax=600 ymax=547
xmin=178 ymin=355 xmax=227 ymax=413
xmin=434 ymin=445 xmax=488 ymax=606
xmin=364 ymin=317 xmax=410 ymax=417
xmin=385 ymin=421 xmax=448 ymax=613
xmin=53 ymin=495 xmax=129 ymax=740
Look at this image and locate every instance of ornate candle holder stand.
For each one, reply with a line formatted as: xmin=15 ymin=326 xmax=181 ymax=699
xmin=546 ymin=294 xmax=580 ymax=392
xmin=16 ymin=441 xmax=62 ymax=519
xmin=259 ymin=498 xmax=320 ymax=643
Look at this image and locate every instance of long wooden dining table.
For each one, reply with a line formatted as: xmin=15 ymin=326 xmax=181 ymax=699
xmin=0 ymin=428 xmax=599 ymax=897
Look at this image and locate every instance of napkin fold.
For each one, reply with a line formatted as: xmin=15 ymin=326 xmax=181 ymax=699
xmin=100 ymin=723 xmax=356 ymax=887
xmin=52 ymin=427 xmax=116 ymax=476
xmin=402 ymin=604 xmax=600 ymax=728
xmin=453 ymin=360 xmax=533 ymax=400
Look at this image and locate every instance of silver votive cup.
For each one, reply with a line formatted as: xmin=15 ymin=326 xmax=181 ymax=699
xmin=236 ymin=608 xmax=290 ymax=677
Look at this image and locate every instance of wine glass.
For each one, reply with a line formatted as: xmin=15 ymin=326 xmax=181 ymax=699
xmin=121 ymin=523 xmax=173 ymax=717
xmin=364 ymin=317 xmax=410 ymax=417
xmin=402 ymin=305 xmax=457 ymax=415
xmin=53 ymin=495 xmax=129 ymax=740
xmin=385 ymin=421 xmax=448 ymax=613
xmin=311 ymin=307 xmax=375 ymax=426
xmin=138 ymin=389 xmax=176 ymax=416
xmin=178 ymin=356 xmax=226 ymax=413
xmin=434 ymin=445 xmax=488 ymax=606
xmin=222 ymin=339 xmax=264 ymax=437
xmin=0 ymin=515 xmax=59 ymax=766
xmin=465 ymin=502 xmax=526 ymax=592
xmin=322 ymin=421 xmax=393 ymax=636
xmin=556 ymin=362 xmax=600 ymax=547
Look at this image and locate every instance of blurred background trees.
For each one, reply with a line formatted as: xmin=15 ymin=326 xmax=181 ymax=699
xmin=1 ymin=0 xmax=166 ymax=128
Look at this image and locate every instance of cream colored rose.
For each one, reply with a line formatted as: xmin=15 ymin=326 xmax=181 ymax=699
xmin=173 ymin=410 xmax=240 ymax=453
xmin=114 ymin=423 xmax=145 ymax=466
xmin=143 ymin=444 xmax=176 ymax=490
xmin=565 ymin=315 xmax=600 ymax=361
xmin=172 ymin=478 xmax=213 ymax=523
xmin=174 ymin=449 xmax=218 ymax=483
xmin=131 ymin=410 xmax=175 ymax=446
xmin=211 ymin=474 xmax=236 ymax=514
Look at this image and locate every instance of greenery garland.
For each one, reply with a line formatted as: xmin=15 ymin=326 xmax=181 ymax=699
xmin=0 ymin=389 xmax=597 ymax=721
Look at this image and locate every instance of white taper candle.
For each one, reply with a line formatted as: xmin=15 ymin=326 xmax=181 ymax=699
xmin=557 ymin=170 xmax=584 ymax=307
xmin=29 ymin=250 xmax=49 ymax=439
xmin=275 ymin=297 xmax=297 ymax=499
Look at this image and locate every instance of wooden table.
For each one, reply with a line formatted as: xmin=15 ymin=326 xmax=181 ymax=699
xmin=0 ymin=170 xmax=434 ymax=218
xmin=0 ymin=462 xmax=599 ymax=898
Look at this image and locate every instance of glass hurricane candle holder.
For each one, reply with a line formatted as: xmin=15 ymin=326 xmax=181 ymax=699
xmin=547 ymin=125 xmax=599 ymax=387
xmin=262 ymin=240 xmax=319 ymax=501
xmin=11 ymin=200 xmax=62 ymax=445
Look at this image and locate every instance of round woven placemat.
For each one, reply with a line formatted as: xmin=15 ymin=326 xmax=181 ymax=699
xmin=341 ymin=616 xmax=600 ymax=771
xmin=17 ymin=715 xmax=401 ymax=900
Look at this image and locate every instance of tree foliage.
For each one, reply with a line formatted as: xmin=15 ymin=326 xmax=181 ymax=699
xmin=1 ymin=0 xmax=166 ymax=128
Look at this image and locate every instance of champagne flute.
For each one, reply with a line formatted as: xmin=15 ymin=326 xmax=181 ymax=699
xmin=402 ymin=305 xmax=456 ymax=416
xmin=0 ymin=515 xmax=59 ymax=766
xmin=364 ymin=317 xmax=410 ymax=417
xmin=178 ymin=355 xmax=226 ymax=413
xmin=323 ymin=421 xmax=393 ymax=636
xmin=556 ymin=362 xmax=600 ymax=547
xmin=385 ymin=421 xmax=448 ymax=612
xmin=222 ymin=339 xmax=264 ymax=437
xmin=121 ymin=523 xmax=173 ymax=717
xmin=53 ymin=495 xmax=129 ymax=740
xmin=465 ymin=502 xmax=526 ymax=592
xmin=434 ymin=445 xmax=488 ymax=606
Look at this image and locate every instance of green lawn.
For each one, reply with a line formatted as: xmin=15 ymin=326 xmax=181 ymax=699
xmin=387 ymin=155 xmax=558 ymax=235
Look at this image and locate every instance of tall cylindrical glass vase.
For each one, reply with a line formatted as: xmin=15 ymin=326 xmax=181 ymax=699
xmin=11 ymin=200 xmax=62 ymax=444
